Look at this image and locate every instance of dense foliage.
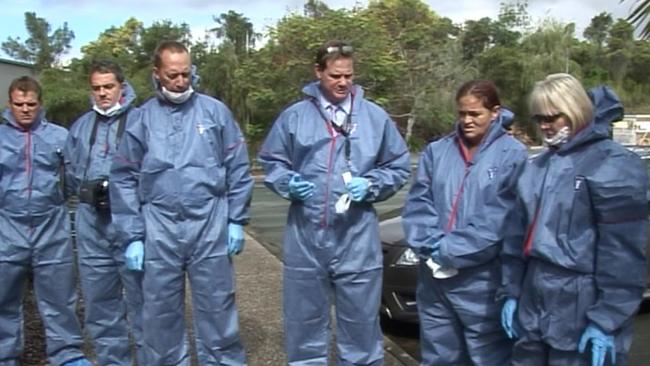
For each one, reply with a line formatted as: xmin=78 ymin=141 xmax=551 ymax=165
xmin=4 ymin=0 xmax=650 ymax=150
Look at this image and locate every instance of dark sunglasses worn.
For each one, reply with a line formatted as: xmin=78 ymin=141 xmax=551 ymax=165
xmin=531 ymin=113 xmax=564 ymax=125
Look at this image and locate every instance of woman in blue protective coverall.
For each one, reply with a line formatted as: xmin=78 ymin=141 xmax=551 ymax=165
xmin=0 ymin=76 xmax=91 ymax=366
xmin=258 ymin=40 xmax=411 ymax=365
xmin=64 ymin=60 xmax=144 ymax=366
xmin=402 ymin=79 xmax=528 ymax=365
xmin=500 ymin=73 xmax=648 ymax=366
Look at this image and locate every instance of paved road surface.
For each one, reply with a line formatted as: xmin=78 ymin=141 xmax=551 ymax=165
xmin=249 ymin=181 xmax=650 ymax=365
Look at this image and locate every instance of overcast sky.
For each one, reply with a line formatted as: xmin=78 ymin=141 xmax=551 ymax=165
xmin=0 ymin=0 xmax=637 ymax=60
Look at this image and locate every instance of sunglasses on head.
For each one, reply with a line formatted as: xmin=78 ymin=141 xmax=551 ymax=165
xmin=325 ymin=45 xmax=354 ymax=55
xmin=531 ymin=113 xmax=564 ymax=125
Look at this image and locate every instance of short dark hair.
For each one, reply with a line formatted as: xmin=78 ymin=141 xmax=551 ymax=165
xmin=8 ymin=76 xmax=42 ymax=103
xmin=153 ymin=40 xmax=189 ymax=68
xmin=455 ymin=79 xmax=501 ymax=110
xmin=315 ymin=40 xmax=354 ymax=70
xmin=89 ymin=59 xmax=125 ymax=83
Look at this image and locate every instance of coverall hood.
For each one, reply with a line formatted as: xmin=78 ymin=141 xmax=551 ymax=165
xmin=2 ymin=107 xmax=46 ymax=131
xmin=557 ymin=86 xmax=622 ymax=154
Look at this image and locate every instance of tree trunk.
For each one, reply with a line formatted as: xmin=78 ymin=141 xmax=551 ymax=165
xmin=405 ymin=113 xmax=415 ymax=147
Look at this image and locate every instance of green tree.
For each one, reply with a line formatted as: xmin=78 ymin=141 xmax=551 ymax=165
xmin=2 ymin=12 xmax=75 ymax=71
xmin=606 ymin=19 xmax=635 ymax=87
xmin=492 ymin=0 xmax=530 ymax=47
xmin=622 ymin=0 xmax=650 ymax=39
xmin=521 ymin=21 xmax=579 ymax=80
xmin=584 ymin=12 xmax=613 ymax=50
xmin=478 ymin=46 xmax=528 ymax=120
xmin=499 ymin=20 xmax=583 ymax=141
xmin=139 ymin=20 xmax=192 ymax=63
xmin=200 ymin=12 xmax=260 ymax=133
xmin=238 ymin=3 xmax=400 ymax=148
xmin=458 ymin=1 xmax=530 ymax=60
xmin=81 ymin=18 xmax=142 ymax=61
xmin=303 ymin=0 xmax=331 ymax=18
xmin=624 ymin=39 xmax=650 ymax=110
xmin=461 ymin=18 xmax=493 ymax=60
xmin=365 ymin=0 xmax=465 ymax=146
xmin=627 ymin=39 xmax=650 ymax=85
xmin=39 ymin=68 xmax=88 ymax=127
xmin=571 ymin=41 xmax=609 ymax=85
xmin=211 ymin=11 xmax=259 ymax=56
xmin=80 ymin=18 xmax=143 ymax=75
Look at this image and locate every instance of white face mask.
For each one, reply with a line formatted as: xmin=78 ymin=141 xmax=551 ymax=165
xmin=93 ymin=102 xmax=122 ymax=117
xmin=161 ymin=86 xmax=194 ymax=104
xmin=543 ymin=126 xmax=571 ymax=147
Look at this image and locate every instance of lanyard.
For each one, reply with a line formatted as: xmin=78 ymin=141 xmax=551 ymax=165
xmin=82 ymin=109 xmax=129 ymax=180
xmin=310 ymin=93 xmax=355 ymax=165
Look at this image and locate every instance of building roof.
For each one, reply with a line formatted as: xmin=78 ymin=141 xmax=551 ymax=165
xmin=0 ymin=57 xmax=34 ymax=69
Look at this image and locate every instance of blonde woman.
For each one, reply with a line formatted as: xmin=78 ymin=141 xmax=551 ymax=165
xmin=500 ymin=73 xmax=648 ymax=366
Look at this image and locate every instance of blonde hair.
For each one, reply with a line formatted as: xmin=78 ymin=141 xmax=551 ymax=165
xmin=529 ymin=73 xmax=594 ymax=133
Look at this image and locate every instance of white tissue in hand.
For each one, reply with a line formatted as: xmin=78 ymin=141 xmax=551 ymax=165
xmin=426 ymin=258 xmax=458 ymax=279
xmin=335 ymin=194 xmax=352 ymax=214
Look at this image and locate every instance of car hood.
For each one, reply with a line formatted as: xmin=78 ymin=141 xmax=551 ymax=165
xmin=380 ymin=216 xmax=408 ymax=246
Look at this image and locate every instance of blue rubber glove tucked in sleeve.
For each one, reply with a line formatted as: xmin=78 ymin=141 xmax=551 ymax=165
xmin=346 ymin=177 xmax=370 ymax=202
xmin=125 ymin=240 xmax=144 ymax=271
xmin=578 ymin=323 xmax=616 ymax=366
xmin=501 ymin=298 xmax=519 ymax=339
xmin=288 ymin=174 xmax=315 ymax=201
xmin=62 ymin=357 xmax=93 ymax=366
xmin=228 ymin=223 xmax=245 ymax=256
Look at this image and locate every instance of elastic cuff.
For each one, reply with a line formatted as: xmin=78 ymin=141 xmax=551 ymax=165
xmin=365 ymin=178 xmax=380 ymax=201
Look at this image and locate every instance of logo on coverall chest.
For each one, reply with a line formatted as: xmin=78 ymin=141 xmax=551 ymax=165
xmin=574 ymin=175 xmax=585 ymax=190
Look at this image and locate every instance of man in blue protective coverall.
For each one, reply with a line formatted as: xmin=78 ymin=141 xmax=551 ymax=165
xmin=0 ymin=76 xmax=91 ymax=366
xmin=64 ymin=60 xmax=144 ymax=365
xmin=258 ymin=40 xmax=411 ymax=365
xmin=110 ymin=40 xmax=253 ymax=366
xmin=500 ymin=73 xmax=648 ymax=366
xmin=402 ymin=79 xmax=528 ymax=365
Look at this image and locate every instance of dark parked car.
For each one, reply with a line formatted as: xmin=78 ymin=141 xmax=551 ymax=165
xmin=380 ymin=215 xmax=419 ymax=323
xmin=380 ymin=146 xmax=650 ymax=323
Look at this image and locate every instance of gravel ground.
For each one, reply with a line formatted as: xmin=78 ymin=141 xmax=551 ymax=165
xmin=21 ymin=274 xmax=95 ymax=366
xmin=21 ymin=276 xmax=47 ymax=365
xmin=21 ymin=274 xmax=198 ymax=366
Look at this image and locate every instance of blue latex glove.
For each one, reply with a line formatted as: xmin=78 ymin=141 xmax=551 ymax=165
xmin=125 ymin=240 xmax=144 ymax=271
xmin=62 ymin=358 xmax=93 ymax=366
xmin=346 ymin=177 xmax=370 ymax=202
xmin=578 ymin=323 xmax=616 ymax=366
xmin=288 ymin=174 xmax=315 ymax=201
xmin=501 ymin=298 xmax=519 ymax=339
xmin=228 ymin=223 xmax=245 ymax=256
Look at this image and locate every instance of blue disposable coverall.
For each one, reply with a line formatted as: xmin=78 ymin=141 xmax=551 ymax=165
xmin=402 ymin=109 xmax=527 ymax=365
xmin=110 ymin=82 xmax=253 ymax=365
xmin=500 ymin=87 xmax=648 ymax=366
xmin=258 ymin=82 xmax=410 ymax=365
xmin=0 ymin=109 xmax=87 ymax=366
xmin=64 ymin=82 xmax=144 ymax=365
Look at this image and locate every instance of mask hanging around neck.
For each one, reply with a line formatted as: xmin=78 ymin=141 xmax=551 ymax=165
xmin=93 ymin=102 xmax=122 ymax=117
xmin=161 ymin=86 xmax=194 ymax=104
xmin=543 ymin=126 xmax=571 ymax=147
